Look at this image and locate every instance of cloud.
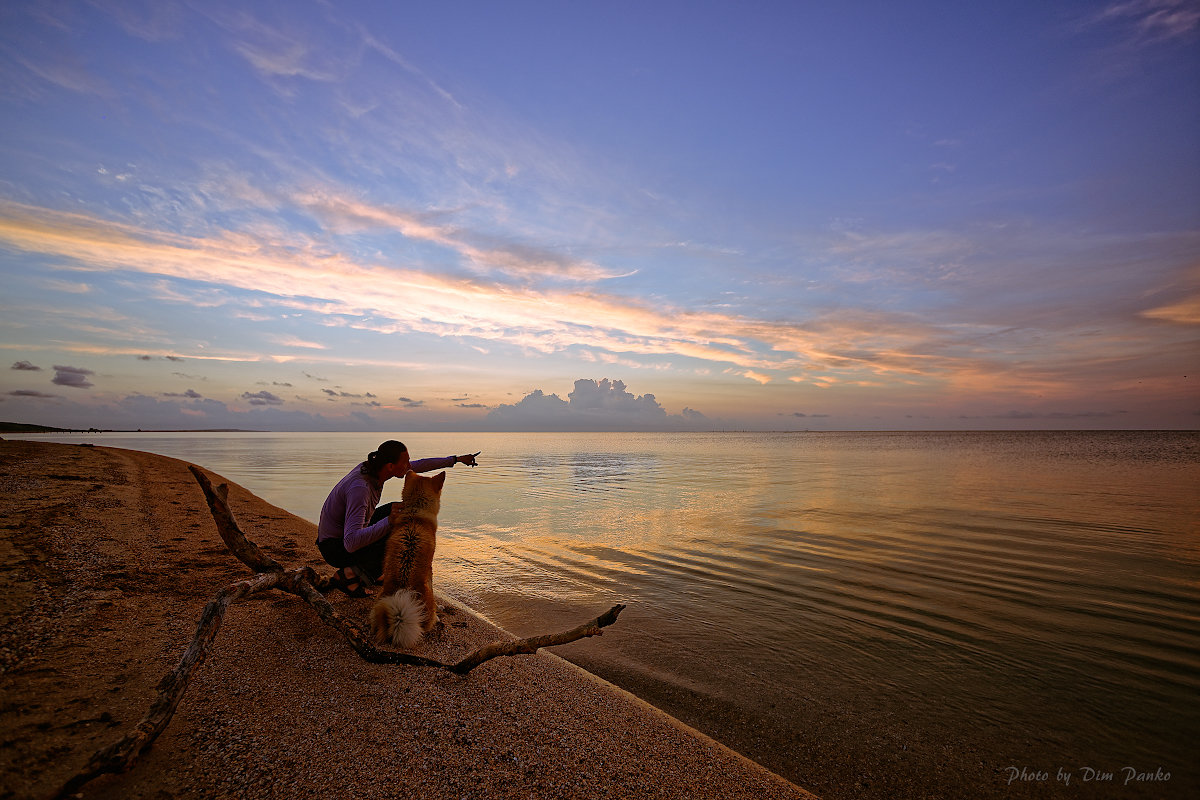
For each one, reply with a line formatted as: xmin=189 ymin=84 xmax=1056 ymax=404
xmin=268 ymin=334 xmax=327 ymax=349
xmin=355 ymin=23 xmax=464 ymax=110
xmin=232 ymin=35 xmax=345 ymax=84
xmin=11 ymin=361 xmax=41 ymax=371
xmin=135 ymin=355 xmax=188 ymax=363
xmin=8 ymin=49 xmax=115 ymax=97
xmin=322 ymin=388 xmax=369 ymax=399
xmin=38 ymin=278 xmax=91 ymax=294
xmin=8 ymin=389 xmax=59 ymax=399
xmin=456 ymin=403 xmax=487 ymax=409
xmin=111 ymin=394 xmax=332 ymax=431
xmin=52 ymin=365 xmax=95 ymax=388
xmin=485 ymin=378 xmax=707 ymax=431
xmin=294 ymin=190 xmax=632 ymax=282
xmin=1095 ymin=0 xmax=1200 ymax=44
xmin=97 ymin=0 xmax=185 ymax=42
xmin=163 ymin=389 xmax=204 ymax=399
xmin=241 ymin=390 xmax=283 ymax=406
xmin=951 ymin=409 xmax=1131 ymax=421
xmin=1142 ymin=293 xmax=1200 ymax=324
xmin=0 ymin=201 xmax=939 ymax=381
xmin=1 ymin=200 xmax=1193 ymax=402
xmin=398 ymin=397 xmax=425 ymax=408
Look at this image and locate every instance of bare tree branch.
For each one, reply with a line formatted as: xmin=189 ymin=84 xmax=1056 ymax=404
xmin=188 ymin=466 xmax=283 ymax=573
xmin=448 ymin=603 xmax=626 ymax=675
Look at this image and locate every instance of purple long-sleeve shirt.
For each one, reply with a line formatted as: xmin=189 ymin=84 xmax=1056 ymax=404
xmin=317 ymin=456 xmax=456 ymax=552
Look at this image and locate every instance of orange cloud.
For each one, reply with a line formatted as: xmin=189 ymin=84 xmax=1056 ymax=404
xmin=1142 ymin=294 xmax=1200 ymax=324
xmin=0 ymin=199 xmax=1103 ymax=394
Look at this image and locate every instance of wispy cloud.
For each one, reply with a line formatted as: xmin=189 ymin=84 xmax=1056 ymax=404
xmin=1094 ymin=0 xmax=1200 ymax=44
xmin=268 ymin=334 xmax=328 ymax=350
xmin=354 ymin=23 xmax=464 ymax=111
xmin=1 ymin=200 xmax=1194 ymax=400
xmin=294 ymin=189 xmax=632 ymax=282
xmin=230 ymin=30 xmax=348 ymax=84
xmin=1142 ymin=293 xmax=1200 ymax=324
xmin=8 ymin=389 xmax=59 ymax=399
xmin=6 ymin=50 xmax=115 ymax=97
xmin=95 ymin=0 xmax=185 ymax=42
xmin=37 ymin=278 xmax=91 ymax=294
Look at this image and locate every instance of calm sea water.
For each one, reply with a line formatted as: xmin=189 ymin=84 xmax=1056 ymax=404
xmin=18 ymin=430 xmax=1200 ymax=798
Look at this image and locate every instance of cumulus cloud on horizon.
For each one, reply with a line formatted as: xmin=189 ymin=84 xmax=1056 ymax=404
xmin=485 ymin=378 xmax=708 ymax=431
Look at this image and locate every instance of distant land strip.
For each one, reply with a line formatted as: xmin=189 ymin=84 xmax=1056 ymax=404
xmin=0 ymin=422 xmax=261 ymax=434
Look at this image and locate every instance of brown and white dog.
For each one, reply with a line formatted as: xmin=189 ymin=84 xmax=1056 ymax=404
xmin=369 ymin=470 xmax=445 ymax=648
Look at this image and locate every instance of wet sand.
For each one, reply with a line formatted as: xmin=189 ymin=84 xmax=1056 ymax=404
xmin=0 ymin=440 xmax=816 ymax=799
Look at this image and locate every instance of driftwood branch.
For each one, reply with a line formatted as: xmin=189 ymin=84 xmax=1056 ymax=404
xmin=189 ymin=467 xmax=283 ymax=573
xmin=448 ymin=603 xmax=625 ymax=674
xmin=54 ymin=465 xmax=626 ymax=798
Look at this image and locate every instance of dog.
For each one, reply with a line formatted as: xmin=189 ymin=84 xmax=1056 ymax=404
xmin=369 ymin=470 xmax=446 ymax=648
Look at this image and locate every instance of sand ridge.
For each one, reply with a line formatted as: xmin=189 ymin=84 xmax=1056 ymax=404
xmin=0 ymin=440 xmax=816 ymax=799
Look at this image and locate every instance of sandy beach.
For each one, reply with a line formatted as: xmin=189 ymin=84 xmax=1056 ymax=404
xmin=0 ymin=439 xmax=817 ymax=799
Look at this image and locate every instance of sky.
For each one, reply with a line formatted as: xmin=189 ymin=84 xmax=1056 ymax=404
xmin=1 ymin=0 xmax=1197 ymax=432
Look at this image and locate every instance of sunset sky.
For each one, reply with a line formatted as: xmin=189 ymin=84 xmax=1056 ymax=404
xmin=1 ymin=0 xmax=1197 ymax=431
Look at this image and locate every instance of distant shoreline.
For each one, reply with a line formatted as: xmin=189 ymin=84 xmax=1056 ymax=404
xmin=0 ymin=422 xmax=262 ymax=433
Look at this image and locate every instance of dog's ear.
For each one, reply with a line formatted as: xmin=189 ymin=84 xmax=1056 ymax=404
xmin=402 ymin=469 xmax=418 ymax=488
xmin=432 ymin=471 xmax=447 ymax=490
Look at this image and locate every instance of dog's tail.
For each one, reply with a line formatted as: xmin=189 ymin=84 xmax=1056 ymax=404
xmin=369 ymin=590 xmax=427 ymax=648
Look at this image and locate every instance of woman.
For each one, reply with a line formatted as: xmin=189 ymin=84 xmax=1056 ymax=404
xmin=317 ymin=439 xmax=479 ymax=596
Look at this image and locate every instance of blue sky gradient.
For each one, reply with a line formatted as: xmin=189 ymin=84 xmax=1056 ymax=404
xmin=1 ymin=0 xmax=1197 ymax=430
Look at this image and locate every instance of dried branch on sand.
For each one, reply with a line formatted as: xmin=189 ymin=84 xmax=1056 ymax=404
xmin=52 ymin=466 xmax=625 ymax=799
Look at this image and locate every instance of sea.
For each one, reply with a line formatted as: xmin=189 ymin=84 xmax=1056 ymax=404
xmin=15 ymin=430 xmax=1200 ymax=798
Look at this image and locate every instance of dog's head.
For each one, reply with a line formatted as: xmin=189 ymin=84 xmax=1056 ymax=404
xmin=395 ymin=469 xmax=446 ymax=516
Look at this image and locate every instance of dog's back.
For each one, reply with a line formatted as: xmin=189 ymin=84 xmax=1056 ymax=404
xmin=370 ymin=470 xmax=445 ymax=647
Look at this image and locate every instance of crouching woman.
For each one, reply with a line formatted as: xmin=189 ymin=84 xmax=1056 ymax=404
xmin=316 ymin=439 xmax=478 ymax=595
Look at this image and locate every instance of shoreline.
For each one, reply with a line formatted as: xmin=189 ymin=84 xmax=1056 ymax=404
xmin=0 ymin=439 xmax=816 ymax=799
